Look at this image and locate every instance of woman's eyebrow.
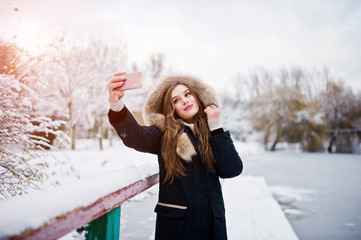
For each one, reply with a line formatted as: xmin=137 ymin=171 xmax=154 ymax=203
xmin=172 ymin=89 xmax=189 ymax=101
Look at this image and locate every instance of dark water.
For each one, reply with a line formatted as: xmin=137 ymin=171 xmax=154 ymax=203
xmin=243 ymin=152 xmax=361 ymax=240
xmin=119 ymin=152 xmax=361 ymax=240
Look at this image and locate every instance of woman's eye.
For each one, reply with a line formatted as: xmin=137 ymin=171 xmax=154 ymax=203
xmin=173 ymin=99 xmax=179 ymax=104
xmin=185 ymin=92 xmax=190 ymax=97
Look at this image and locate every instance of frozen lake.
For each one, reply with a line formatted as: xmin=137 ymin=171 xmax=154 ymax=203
xmin=243 ymin=152 xmax=361 ymax=240
xmin=119 ymin=151 xmax=361 ymax=240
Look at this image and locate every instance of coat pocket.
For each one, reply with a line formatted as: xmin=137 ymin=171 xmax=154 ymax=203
xmin=211 ymin=202 xmax=227 ymax=239
xmin=155 ymin=202 xmax=187 ymax=219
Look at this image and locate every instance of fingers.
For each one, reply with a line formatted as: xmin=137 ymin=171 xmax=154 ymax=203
xmin=204 ymin=104 xmax=220 ymax=120
xmin=108 ymin=81 xmax=125 ymax=92
xmin=113 ymin=72 xmax=126 ymax=77
xmin=205 ymin=105 xmax=219 ymax=111
xmin=204 ymin=105 xmax=217 ymax=112
xmin=108 ymin=72 xmax=127 ymax=86
xmin=108 ymin=72 xmax=127 ymax=92
xmin=108 ymin=72 xmax=127 ymax=102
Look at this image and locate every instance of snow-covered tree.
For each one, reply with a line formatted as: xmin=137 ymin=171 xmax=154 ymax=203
xmin=249 ymin=67 xmax=327 ymax=151
xmin=43 ymin=37 xmax=91 ymax=150
xmin=39 ymin=33 xmax=127 ymax=150
xmin=318 ymin=77 xmax=361 ymax=153
xmin=0 ymin=41 xmax=65 ymax=198
xmin=126 ymin=53 xmax=169 ymax=124
xmin=218 ymin=73 xmax=254 ymax=141
xmin=219 ymin=92 xmax=251 ymax=141
xmin=223 ymin=67 xmax=360 ymax=152
xmin=83 ymin=37 xmax=127 ymax=150
xmin=251 ymin=85 xmax=304 ymax=150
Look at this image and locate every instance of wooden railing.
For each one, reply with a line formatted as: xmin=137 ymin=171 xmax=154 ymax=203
xmin=1 ymin=172 xmax=159 ymax=240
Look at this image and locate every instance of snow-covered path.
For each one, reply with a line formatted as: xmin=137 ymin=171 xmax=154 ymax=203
xmin=223 ymin=176 xmax=298 ymax=240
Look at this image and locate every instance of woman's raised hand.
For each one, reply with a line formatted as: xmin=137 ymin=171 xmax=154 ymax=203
xmin=108 ymin=72 xmax=127 ymax=102
xmin=204 ymin=105 xmax=220 ymax=120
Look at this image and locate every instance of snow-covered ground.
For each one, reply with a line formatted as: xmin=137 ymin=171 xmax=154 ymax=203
xmin=0 ymin=139 xmax=360 ymax=240
xmin=224 ymin=175 xmax=298 ymax=240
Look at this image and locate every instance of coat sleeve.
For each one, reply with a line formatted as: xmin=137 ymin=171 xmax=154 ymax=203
xmin=108 ymin=107 xmax=161 ymax=155
xmin=210 ymin=131 xmax=243 ymax=178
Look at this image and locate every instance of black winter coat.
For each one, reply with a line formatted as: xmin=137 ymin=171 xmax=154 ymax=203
xmin=108 ymin=107 xmax=243 ymax=240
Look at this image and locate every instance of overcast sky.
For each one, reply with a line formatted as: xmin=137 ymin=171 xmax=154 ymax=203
xmin=1 ymin=0 xmax=361 ymax=91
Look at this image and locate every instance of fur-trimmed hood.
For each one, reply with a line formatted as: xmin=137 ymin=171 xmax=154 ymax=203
xmin=142 ymin=74 xmax=219 ymax=161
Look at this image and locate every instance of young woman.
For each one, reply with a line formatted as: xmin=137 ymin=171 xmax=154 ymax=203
xmin=108 ymin=73 xmax=243 ymax=240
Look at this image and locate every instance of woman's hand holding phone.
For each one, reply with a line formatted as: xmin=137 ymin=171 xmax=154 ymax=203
xmin=108 ymin=72 xmax=127 ymax=102
xmin=107 ymin=72 xmax=142 ymax=102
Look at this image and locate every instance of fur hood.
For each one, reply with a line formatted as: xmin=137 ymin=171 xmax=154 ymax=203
xmin=142 ymin=74 xmax=219 ymax=161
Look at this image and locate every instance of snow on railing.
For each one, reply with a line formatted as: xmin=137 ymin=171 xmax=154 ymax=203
xmin=0 ymin=165 xmax=159 ymax=240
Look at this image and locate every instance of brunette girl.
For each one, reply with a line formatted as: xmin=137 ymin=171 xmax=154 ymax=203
xmin=107 ymin=73 xmax=243 ymax=240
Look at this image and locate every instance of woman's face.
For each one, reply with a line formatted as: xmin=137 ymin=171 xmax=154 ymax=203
xmin=171 ymin=84 xmax=199 ymax=123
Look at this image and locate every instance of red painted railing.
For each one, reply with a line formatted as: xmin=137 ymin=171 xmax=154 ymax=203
xmin=3 ymin=173 xmax=159 ymax=240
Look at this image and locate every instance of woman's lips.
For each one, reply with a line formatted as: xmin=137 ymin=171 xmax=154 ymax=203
xmin=184 ymin=104 xmax=193 ymax=111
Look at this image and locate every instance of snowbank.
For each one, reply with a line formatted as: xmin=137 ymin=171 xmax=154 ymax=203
xmin=224 ymin=176 xmax=299 ymax=240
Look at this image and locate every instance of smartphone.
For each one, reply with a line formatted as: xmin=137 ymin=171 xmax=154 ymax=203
xmin=120 ymin=72 xmax=143 ymax=90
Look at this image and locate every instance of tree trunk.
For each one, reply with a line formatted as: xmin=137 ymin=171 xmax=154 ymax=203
xmin=71 ymin=125 xmax=76 ymax=150
xmin=328 ymin=108 xmax=338 ymax=153
xmin=270 ymin=120 xmax=282 ymax=151
xmin=270 ymin=137 xmax=279 ymax=151
xmin=327 ymin=133 xmax=335 ymax=153
xmin=68 ymin=102 xmax=76 ymax=150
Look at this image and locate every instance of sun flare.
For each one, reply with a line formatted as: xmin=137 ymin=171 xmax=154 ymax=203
xmin=14 ymin=22 xmax=49 ymax=56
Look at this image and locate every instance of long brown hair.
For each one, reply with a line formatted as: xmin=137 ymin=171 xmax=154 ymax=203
xmin=161 ymin=83 xmax=216 ymax=183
